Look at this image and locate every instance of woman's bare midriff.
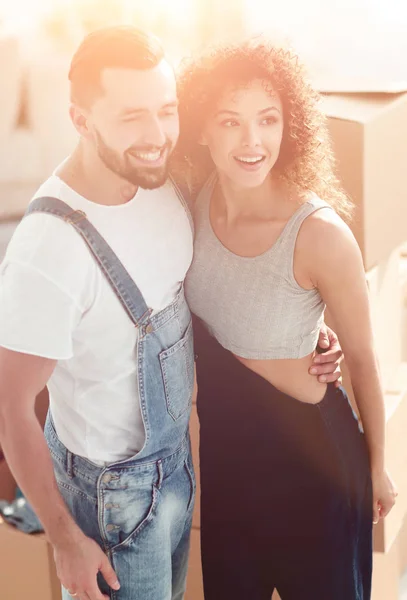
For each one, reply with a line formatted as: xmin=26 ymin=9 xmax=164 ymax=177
xmin=234 ymin=351 xmax=328 ymax=405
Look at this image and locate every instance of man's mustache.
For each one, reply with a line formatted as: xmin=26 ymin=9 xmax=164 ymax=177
xmin=126 ymin=141 xmax=172 ymax=155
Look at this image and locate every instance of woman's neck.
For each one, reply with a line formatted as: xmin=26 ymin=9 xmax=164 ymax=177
xmin=214 ymin=171 xmax=286 ymax=224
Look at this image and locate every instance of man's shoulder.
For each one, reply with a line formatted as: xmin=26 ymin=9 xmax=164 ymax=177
xmin=14 ymin=173 xmax=86 ymax=245
xmin=8 ymin=213 xmax=92 ymax=266
xmin=5 ymin=177 xmax=96 ymax=293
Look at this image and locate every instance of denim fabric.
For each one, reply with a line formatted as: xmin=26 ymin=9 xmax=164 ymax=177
xmin=25 ymin=193 xmax=195 ymax=463
xmin=46 ymin=416 xmax=195 ymax=600
xmin=0 ymin=497 xmax=43 ymax=534
xmin=25 ymin=190 xmax=195 ymax=600
xmin=194 ymin=316 xmax=372 ymax=600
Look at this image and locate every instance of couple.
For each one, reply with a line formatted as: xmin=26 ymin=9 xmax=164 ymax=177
xmin=0 ymin=25 xmax=396 ymax=600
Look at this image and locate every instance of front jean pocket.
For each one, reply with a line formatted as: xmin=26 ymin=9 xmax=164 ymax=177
xmin=160 ymin=318 xmax=194 ymax=421
xmin=184 ymin=453 xmax=196 ymax=513
xmin=102 ymin=481 xmax=159 ymax=551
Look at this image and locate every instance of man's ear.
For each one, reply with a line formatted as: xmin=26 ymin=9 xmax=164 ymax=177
xmin=69 ymin=104 xmax=91 ymax=139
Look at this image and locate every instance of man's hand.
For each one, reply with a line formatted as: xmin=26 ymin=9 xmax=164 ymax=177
xmin=54 ymin=532 xmax=120 ymax=600
xmin=309 ymin=325 xmax=343 ymax=387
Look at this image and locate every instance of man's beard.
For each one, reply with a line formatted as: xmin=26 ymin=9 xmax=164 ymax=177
xmin=95 ymin=130 xmax=172 ymax=190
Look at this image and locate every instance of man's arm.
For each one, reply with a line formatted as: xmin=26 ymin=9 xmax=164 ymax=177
xmin=0 ymin=347 xmax=120 ymax=600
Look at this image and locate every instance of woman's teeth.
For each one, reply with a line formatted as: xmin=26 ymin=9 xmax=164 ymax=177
xmin=235 ymin=156 xmax=265 ymax=164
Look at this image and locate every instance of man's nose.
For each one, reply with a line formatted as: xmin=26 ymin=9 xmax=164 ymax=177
xmin=142 ymin=116 xmax=167 ymax=148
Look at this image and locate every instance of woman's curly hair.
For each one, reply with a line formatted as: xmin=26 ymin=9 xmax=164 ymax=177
xmin=173 ymin=37 xmax=353 ymax=220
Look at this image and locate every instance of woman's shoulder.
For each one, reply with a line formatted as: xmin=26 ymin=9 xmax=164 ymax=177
xmin=293 ymin=194 xmax=362 ymax=287
xmin=305 ymin=193 xmax=348 ymax=228
xmin=297 ymin=194 xmax=358 ymax=258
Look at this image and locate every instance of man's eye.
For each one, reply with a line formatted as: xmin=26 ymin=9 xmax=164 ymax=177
xmin=122 ymin=116 xmax=142 ymax=123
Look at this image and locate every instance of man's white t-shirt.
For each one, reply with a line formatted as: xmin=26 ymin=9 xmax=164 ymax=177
xmin=0 ymin=174 xmax=193 ymax=464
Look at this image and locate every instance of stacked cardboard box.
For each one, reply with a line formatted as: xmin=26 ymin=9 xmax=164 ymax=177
xmin=0 ymin=518 xmax=61 ymax=600
xmin=400 ymin=242 xmax=407 ymax=364
xmin=0 ymin=34 xmax=46 ymax=221
xmin=320 ymin=84 xmax=407 ymax=599
xmin=0 ymin=389 xmax=62 ymax=600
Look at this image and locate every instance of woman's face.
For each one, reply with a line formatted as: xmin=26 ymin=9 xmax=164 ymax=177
xmin=201 ymin=79 xmax=284 ymax=189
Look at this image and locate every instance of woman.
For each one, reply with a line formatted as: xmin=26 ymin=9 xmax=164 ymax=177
xmin=175 ymin=38 xmax=397 ymax=599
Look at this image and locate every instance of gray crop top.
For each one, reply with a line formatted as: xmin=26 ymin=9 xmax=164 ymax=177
xmin=185 ymin=174 xmax=332 ymax=360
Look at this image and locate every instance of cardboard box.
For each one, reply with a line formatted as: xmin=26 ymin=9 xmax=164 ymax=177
xmin=0 ymin=35 xmax=23 ymax=140
xmin=373 ymin=363 xmax=407 ymax=554
xmin=400 ymin=247 xmax=407 ymax=364
xmin=319 ymin=82 xmax=407 ymax=270
xmin=372 ymin=536 xmax=400 ymax=600
xmin=365 ymin=247 xmax=403 ymax=390
xmin=0 ymin=518 xmax=61 ymax=600
xmin=371 ymin=514 xmax=407 ymax=600
xmin=0 ymin=458 xmax=17 ymax=502
xmin=397 ymin=514 xmax=407 ymax=575
xmin=26 ymin=50 xmax=78 ymax=179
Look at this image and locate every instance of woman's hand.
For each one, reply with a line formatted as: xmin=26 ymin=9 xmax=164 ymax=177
xmin=372 ymin=468 xmax=398 ymax=523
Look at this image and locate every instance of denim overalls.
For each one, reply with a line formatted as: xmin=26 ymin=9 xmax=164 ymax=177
xmin=25 ymin=183 xmax=196 ymax=600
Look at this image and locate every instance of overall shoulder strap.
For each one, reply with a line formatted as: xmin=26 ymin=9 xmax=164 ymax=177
xmin=26 ymin=197 xmax=151 ymax=327
xmin=169 ymin=176 xmax=195 ymax=235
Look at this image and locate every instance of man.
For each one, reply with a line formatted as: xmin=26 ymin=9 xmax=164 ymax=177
xmin=0 ymin=26 xmax=341 ymax=600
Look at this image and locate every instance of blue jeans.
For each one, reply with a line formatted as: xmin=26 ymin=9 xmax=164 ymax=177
xmin=46 ymin=416 xmax=195 ymax=600
xmin=26 ymin=191 xmax=196 ymax=600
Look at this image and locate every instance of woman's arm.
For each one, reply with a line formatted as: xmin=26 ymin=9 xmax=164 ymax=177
xmin=297 ymin=208 xmax=397 ymax=522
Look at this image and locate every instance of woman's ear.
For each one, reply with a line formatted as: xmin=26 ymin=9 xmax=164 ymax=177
xmin=198 ymin=129 xmax=208 ymax=146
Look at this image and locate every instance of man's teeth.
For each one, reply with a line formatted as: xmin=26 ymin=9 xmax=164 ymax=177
xmin=235 ymin=156 xmax=264 ymax=164
xmin=133 ymin=150 xmax=162 ymax=161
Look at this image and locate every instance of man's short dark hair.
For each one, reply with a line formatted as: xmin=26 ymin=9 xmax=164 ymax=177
xmin=69 ymin=26 xmax=165 ymax=106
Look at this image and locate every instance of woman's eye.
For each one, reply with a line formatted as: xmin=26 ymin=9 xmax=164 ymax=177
xmin=221 ymin=120 xmax=239 ymax=127
xmin=262 ymin=117 xmax=278 ymax=125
